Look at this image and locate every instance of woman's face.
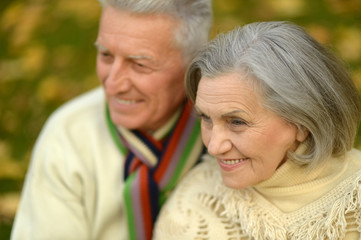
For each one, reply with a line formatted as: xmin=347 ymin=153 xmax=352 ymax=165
xmin=195 ymin=73 xmax=305 ymax=189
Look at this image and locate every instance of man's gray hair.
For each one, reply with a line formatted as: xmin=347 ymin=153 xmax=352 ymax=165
xmin=97 ymin=0 xmax=213 ymax=63
xmin=186 ymin=21 xmax=361 ymax=166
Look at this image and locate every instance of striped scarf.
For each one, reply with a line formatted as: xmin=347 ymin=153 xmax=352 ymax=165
xmin=106 ymin=101 xmax=204 ymax=240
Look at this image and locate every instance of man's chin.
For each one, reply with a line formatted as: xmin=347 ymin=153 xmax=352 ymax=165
xmin=110 ymin=113 xmax=151 ymax=131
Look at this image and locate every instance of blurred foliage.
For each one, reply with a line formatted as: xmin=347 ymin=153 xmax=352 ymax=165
xmin=0 ymin=0 xmax=360 ymax=238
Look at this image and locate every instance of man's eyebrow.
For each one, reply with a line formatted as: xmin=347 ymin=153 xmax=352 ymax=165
xmin=94 ymin=42 xmax=108 ymax=52
xmin=128 ymin=55 xmax=155 ymax=62
xmin=94 ymin=43 xmax=155 ymax=62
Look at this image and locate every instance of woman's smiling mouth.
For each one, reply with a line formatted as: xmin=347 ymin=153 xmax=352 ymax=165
xmin=218 ymin=158 xmax=249 ymax=171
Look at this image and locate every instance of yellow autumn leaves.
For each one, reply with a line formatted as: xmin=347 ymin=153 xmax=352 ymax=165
xmin=0 ymin=0 xmax=360 ymax=236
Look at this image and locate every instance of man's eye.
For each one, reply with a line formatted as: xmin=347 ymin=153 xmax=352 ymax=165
xmin=133 ymin=62 xmax=153 ymax=73
xmin=98 ymin=52 xmax=113 ymax=61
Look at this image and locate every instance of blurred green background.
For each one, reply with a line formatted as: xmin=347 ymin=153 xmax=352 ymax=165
xmin=0 ymin=0 xmax=360 ymax=238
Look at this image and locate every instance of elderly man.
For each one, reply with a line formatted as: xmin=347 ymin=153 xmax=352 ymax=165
xmin=11 ymin=0 xmax=213 ymax=239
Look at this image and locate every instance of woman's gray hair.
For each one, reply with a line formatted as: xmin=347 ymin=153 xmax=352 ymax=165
xmin=97 ymin=0 xmax=213 ymax=64
xmin=186 ymin=21 xmax=361 ymax=166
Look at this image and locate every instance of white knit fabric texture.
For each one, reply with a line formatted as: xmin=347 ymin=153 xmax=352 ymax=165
xmin=154 ymin=155 xmax=361 ymax=240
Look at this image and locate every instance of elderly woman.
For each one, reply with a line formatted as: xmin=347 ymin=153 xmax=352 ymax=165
xmin=153 ymin=21 xmax=361 ymax=240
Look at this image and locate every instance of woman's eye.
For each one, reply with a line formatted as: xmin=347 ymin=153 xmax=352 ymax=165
xmin=199 ymin=113 xmax=211 ymax=122
xmin=228 ymin=118 xmax=248 ymax=129
xmin=199 ymin=114 xmax=213 ymax=128
xmin=199 ymin=113 xmax=212 ymax=122
xmin=230 ymin=119 xmax=246 ymax=125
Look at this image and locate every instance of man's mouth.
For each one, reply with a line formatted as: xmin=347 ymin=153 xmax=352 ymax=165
xmin=115 ymin=99 xmax=138 ymax=105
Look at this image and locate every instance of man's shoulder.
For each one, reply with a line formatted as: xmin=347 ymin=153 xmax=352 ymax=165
xmin=43 ymin=87 xmax=106 ymax=133
xmin=55 ymin=86 xmax=104 ymax=117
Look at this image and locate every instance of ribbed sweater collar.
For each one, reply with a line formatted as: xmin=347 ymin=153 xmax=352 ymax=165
xmin=253 ymin=148 xmax=348 ymax=212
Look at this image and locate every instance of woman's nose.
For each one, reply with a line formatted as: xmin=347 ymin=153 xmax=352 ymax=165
xmin=206 ymin=127 xmax=232 ymax=156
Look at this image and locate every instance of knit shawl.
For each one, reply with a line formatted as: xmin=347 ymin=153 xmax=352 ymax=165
xmin=153 ymin=150 xmax=361 ymax=240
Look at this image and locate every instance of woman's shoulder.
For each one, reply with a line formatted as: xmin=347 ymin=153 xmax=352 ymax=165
xmin=349 ymin=147 xmax=361 ymax=163
xmin=186 ymin=154 xmax=220 ymax=180
xmin=172 ymin=154 xmax=221 ymax=199
xmin=343 ymin=148 xmax=361 ymax=180
xmin=154 ymin=155 xmax=233 ymax=240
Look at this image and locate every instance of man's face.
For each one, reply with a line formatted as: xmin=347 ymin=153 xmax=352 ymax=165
xmin=95 ymin=6 xmax=186 ymax=132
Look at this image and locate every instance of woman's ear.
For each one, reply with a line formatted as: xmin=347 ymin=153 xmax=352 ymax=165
xmin=296 ymin=126 xmax=309 ymax=142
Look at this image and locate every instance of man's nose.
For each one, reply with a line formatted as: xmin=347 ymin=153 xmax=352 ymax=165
xmin=105 ymin=59 xmax=132 ymax=92
xmin=206 ymin=127 xmax=232 ymax=156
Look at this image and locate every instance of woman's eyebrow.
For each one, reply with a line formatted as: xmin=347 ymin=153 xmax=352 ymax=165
xmin=221 ymin=110 xmax=247 ymax=118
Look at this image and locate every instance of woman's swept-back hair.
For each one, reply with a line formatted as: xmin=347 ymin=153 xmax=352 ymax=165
xmin=97 ymin=0 xmax=213 ymax=64
xmin=186 ymin=21 xmax=361 ymax=165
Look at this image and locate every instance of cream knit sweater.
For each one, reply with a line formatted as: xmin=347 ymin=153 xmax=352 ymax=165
xmin=154 ymin=148 xmax=361 ymax=240
xmin=11 ymin=87 xmax=202 ymax=240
